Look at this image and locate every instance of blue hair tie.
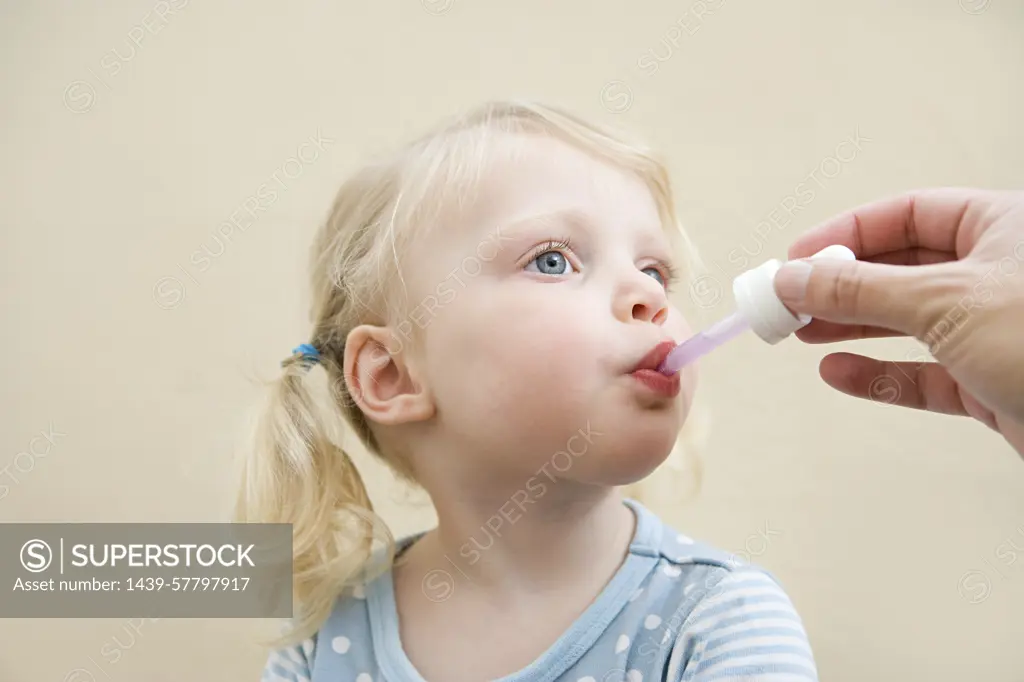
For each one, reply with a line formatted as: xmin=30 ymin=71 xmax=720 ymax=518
xmin=287 ymin=343 xmax=321 ymax=370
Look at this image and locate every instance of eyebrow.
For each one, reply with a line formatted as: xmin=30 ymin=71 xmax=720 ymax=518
xmin=497 ymin=207 xmax=591 ymax=237
xmin=500 ymin=206 xmax=672 ymax=251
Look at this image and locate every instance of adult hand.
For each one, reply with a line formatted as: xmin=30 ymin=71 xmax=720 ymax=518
xmin=773 ymin=188 xmax=1024 ymax=455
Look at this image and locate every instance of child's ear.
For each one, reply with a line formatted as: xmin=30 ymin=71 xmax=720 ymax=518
xmin=344 ymin=325 xmax=435 ymax=425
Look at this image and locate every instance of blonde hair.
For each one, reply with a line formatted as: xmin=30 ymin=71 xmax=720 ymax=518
xmin=234 ymin=100 xmax=707 ymax=647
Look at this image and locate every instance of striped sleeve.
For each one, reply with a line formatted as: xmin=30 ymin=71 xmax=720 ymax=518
xmin=666 ymin=569 xmax=819 ymax=681
xmin=260 ymin=636 xmax=317 ymax=682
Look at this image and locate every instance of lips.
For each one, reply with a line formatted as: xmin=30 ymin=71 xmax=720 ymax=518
xmin=629 ymin=340 xmax=682 ymax=398
xmin=631 ymin=340 xmax=677 ymax=374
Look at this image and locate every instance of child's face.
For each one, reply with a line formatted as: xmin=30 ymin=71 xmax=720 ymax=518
xmin=400 ymin=133 xmax=695 ymax=486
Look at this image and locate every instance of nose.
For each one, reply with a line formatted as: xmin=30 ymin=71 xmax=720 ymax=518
xmin=613 ymin=269 xmax=670 ymax=326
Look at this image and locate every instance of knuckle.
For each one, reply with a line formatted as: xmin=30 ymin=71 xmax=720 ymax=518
xmin=829 ymin=263 xmax=865 ymax=317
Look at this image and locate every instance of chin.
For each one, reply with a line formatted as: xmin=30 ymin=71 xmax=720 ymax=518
xmin=577 ymin=430 xmax=678 ymax=486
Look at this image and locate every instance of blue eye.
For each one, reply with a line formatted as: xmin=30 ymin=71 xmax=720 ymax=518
xmin=642 ymin=266 xmax=665 ymax=286
xmin=534 ymin=250 xmax=569 ymax=275
xmin=524 ymin=239 xmax=578 ymax=277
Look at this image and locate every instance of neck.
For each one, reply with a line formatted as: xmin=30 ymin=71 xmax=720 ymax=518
xmin=407 ymin=474 xmax=636 ymax=592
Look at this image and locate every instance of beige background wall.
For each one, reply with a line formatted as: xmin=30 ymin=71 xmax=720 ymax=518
xmin=2 ymin=0 xmax=1023 ymax=680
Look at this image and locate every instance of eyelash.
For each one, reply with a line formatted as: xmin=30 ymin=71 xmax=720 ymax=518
xmin=657 ymin=261 xmax=681 ymax=291
xmin=525 ymin=236 xmax=680 ymax=291
xmin=525 ymin=237 xmax=575 ymax=266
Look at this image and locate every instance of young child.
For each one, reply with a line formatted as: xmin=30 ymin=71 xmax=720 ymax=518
xmin=238 ymin=100 xmax=819 ymax=681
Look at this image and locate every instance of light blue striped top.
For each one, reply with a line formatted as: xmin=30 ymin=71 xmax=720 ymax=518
xmin=261 ymin=499 xmax=819 ymax=681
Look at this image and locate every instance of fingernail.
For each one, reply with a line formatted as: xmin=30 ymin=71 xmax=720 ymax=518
xmin=774 ymin=260 xmax=813 ymax=303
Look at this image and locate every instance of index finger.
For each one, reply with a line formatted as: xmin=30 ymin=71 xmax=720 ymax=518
xmin=787 ymin=187 xmax=993 ymax=261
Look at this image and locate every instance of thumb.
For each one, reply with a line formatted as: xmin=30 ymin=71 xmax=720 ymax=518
xmin=773 ymin=257 xmax=962 ymax=340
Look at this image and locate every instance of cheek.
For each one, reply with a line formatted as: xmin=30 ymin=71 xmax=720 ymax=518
xmin=667 ymin=304 xmax=693 ymax=340
xmin=423 ymin=288 xmax=604 ymax=420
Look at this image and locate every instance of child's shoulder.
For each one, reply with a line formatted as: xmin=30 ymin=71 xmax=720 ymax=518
xmin=625 ymin=499 xmax=795 ymax=623
xmin=626 ymin=497 xmax=780 ymax=579
xmin=622 ymin=500 xmax=814 ymax=676
xmin=260 ymin=583 xmax=375 ymax=680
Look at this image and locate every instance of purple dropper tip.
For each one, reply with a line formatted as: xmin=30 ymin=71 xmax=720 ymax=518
xmin=657 ymin=335 xmax=711 ymax=375
xmin=657 ymin=312 xmax=752 ymax=375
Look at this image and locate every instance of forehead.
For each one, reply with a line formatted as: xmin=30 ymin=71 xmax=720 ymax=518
xmin=460 ymin=133 xmax=664 ymax=235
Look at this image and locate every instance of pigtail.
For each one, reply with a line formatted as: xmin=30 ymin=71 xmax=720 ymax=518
xmin=234 ymin=349 xmax=393 ymax=648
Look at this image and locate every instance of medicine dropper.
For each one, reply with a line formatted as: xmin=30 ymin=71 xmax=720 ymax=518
xmin=658 ymin=244 xmax=856 ymax=375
